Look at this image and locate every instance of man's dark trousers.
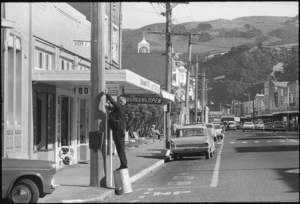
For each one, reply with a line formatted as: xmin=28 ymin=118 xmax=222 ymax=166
xmin=113 ymin=129 xmax=127 ymax=168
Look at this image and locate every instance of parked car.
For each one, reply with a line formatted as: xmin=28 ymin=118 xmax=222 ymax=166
xmin=213 ymin=123 xmax=224 ymax=140
xmin=242 ymin=122 xmax=255 ymax=131
xmin=272 ymin=121 xmax=287 ymax=132
xmin=205 ymin=123 xmax=217 ymax=142
xmin=227 ymin=121 xmax=237 ymax=131
xmin=255 ymin=122 xmax=265 ymax=130
xmin=2 ymin=158 xmax=58 ymax=203
xmin=170 ymin=125 xmax=215 ymax=160
xmin=264 ymin=122 xmax=274 ymax=131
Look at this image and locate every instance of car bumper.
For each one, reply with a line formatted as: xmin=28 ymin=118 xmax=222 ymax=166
xmin=171 ymin=147 xmax=209 ymax=156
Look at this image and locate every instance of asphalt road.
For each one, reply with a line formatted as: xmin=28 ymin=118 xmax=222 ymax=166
xmin=108 ymin=130 xmax=299 ymax=203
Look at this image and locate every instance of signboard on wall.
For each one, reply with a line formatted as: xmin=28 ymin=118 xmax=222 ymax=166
xmin=74 ymin=87 xmax=90 ymax=95
xmin=124 ymin=95 xmax=162 ymax=105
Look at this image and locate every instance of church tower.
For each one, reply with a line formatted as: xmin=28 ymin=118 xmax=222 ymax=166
xmin=138 ymin=32 xmax=150 ymax=54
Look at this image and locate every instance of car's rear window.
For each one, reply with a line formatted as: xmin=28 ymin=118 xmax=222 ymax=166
xmin=179 ymin=129 xmax=206 ymax=137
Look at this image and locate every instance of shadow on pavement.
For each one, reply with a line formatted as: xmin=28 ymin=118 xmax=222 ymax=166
xmin=235 ymin=145 xmax=299 ymax=153
xmin=275 ymin=167 xmax=299 ymax=193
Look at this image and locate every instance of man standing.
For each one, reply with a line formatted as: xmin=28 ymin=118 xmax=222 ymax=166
xmin=100 ymin=92 xmax=128 ymax=169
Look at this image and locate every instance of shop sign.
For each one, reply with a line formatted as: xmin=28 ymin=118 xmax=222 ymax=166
xmin=74 ymin=87 xmax=90 ymax=95
xmin=125 ymin=96 xmax=162 ymax=104
xmin=140 ymin=78 xmax=160 ymax=94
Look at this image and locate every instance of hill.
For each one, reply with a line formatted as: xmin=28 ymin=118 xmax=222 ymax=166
xmin=123 ymin=16 xmax=298 ymax=55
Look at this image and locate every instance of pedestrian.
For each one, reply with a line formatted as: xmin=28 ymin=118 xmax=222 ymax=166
xmin=100 ymin=92 xmax=128 ymax=170
xmin=150 ymin=124 xmax=161 ymax=139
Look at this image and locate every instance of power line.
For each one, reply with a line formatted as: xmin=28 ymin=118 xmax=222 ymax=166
xmin=150 ymin=3 xmax=165 ymax=23
xmin=186 ymin=4 xmax=195 ymax=22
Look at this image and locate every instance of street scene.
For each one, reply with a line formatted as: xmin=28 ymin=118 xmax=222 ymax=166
xmin=1 ymin=2 xmax=299 ymax=203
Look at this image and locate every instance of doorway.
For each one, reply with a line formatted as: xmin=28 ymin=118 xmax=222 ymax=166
xmin=60 ymin=96 xmax=72 ymax=147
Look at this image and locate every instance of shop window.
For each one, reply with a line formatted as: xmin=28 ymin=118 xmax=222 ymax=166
xmin=78 ymin=64 xmax=89 ymax=71
xmin=105 ymin=15 xmax=109 ymax=57
xmin=112 ymin=24 xmax=119 ymax=64
xmin=6 ymin=34 xmax=22 ymax=128
xmin=33 ymin=91 xmax=55 ymax=151
xmin=35 ymin=49 xmax=53 ymax=70
xmin=59 ymin=58 xmax=73 ymax=70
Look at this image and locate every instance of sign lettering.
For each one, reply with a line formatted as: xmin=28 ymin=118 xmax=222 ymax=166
xmin=73 ymin=41 xmax=90 ymax=46
xmin=75 ymin=87 xmax=90 ymax=95
xmin=125 ymin=96 xmax=162 ymax=104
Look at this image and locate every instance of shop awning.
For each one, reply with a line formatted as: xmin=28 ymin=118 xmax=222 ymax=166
xmin=32 ymin=69 xmax=174 ymax=101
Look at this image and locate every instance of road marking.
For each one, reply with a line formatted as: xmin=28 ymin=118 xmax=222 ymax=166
xmin=279 ymin=140 xmax=285 ymax=142
xmin=267 ymin=141 xmax=272 ymax=143
xmin=153 ymin=191 xmax=191 ymax=196
xmin=143 ymin=192 xmax=150 ymax=194
xmin=168 ymin=181 xmax=192 ymax=185
xmin=254 ymin=141 xmax=259 ymax=143
xmin=242 ymin=141 xmax=247 ymax=144
xmin=210 ymin=142 xmax=224 ymax=187
xmin=172 ymin=176 xmax=195 ymax=180
xmin=138 ymin=196 xmax=145 ymax=199
xmin=230 ymin=142 xmax=235 ymax=144
xmin=285 ymin=169 xmax=299 ymax=174
xmin=289 ymin=139 xmax=299 ymax=143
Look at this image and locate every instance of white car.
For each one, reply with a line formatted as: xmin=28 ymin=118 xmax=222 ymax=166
xmin=213 ymin=124 xmax=224 ymax=140
xmin=243 ymin=122 xmax=255 ymax=131
xmin=170 ymin=125 xmax=215 ymax=160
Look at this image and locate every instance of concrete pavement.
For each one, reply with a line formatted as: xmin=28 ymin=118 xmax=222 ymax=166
xmin=39 ymin=138 xmax=167 ymax=203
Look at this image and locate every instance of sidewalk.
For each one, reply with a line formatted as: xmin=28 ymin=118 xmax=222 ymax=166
xmin=39 ymin=138 xmax=167 ymax=203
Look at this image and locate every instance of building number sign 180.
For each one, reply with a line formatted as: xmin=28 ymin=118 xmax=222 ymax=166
xmin=74 ymin=87 xmax=89 ymax=95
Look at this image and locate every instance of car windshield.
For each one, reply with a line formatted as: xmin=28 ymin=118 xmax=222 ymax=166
xmin=179 ymin=129 xmax=206 ymax=137
xmin=206 ymin=124 xmax=213 ymax=128
xmin=245 ymin=122 xmax=252 ymax=125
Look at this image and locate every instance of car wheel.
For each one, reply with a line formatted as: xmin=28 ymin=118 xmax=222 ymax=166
xmin=210 ymin=152 xmax=213 ymax=158
xmin=214 ymin=137 xmax=217 ymax=142
xmin=205 ymin=151 xmax=210 ymax=160
xmin=243 ymin=129 xmax=245 ymax=132
xmin=179 ymin=155 xmax=183 ymax=160
xmin=9 ymin=179 xmax=39 ymax=203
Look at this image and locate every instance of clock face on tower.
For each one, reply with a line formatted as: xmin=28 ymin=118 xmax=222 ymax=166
xmin=139 ymin=46 xmax=148 ymax=53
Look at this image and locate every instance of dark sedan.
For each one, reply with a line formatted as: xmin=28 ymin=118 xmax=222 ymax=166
xmin=272 ymin=121 xmax=287 ymax=132
xmin=2 ymin=158 xmax=58 ymax=203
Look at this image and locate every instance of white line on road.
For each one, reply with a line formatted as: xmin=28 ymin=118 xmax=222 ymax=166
xmin=210 ymin=142 xmax=224 ymax=187
xmin=242 ymin=141 xmax=247 ymax=143
xmin=267 ymin=141 xmax=272 ymax=142
xmin=230 ymin=142 xmax=235 ymax=144
xmin=254 ymin=141 xmax=259 ymax=143
xmin=289 ymin=139 xmax=299 ymax=143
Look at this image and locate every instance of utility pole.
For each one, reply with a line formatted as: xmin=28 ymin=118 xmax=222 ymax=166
xmin=194 ymin=55 xmax=199 ymax=123
xmin=90 ymin=3 xmax=107 ymax=187
xmin=184 ymin=34 xmax=192 ymax=124
xmin=201 ymin=67 xmax=206 ymax=123
xmin=165 ymin=2 xmax=172 ymax=149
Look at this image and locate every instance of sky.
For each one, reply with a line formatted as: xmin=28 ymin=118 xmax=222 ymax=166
xmin=122 ymin=1 xmax=299 ymax=29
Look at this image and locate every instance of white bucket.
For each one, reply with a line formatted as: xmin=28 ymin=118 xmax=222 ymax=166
xmin=113 ymin=168 xmax=132 ymax=195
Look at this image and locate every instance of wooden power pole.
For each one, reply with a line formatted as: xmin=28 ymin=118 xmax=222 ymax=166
xmin=194 ymin=55 xmax=199 ymax=123
xmin=90 ymin=2 xmax=107 ymax=187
